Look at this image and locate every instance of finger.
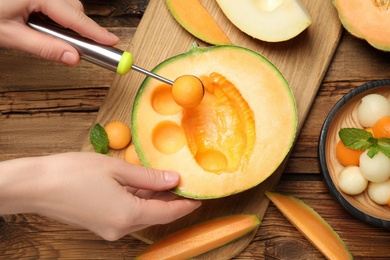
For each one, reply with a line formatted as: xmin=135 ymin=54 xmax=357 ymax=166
xmin=133 ymin=189 xmax=180 ymax=201
xmin=30 ymin=0 xmax=119 ymax=45
xmin=134 ymin=198 xmax=202 ymax=226
xmin=113 ymin=163 xmax=181 ymax=192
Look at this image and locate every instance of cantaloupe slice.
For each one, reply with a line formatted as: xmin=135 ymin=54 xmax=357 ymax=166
xmin=135 ymin=214 xmax=260 ymax=260
xmin=333 ymin=0 xmax=390 ymax=51
xmin=131 ymin=45 xmax=297 ymax=199
xmin=266 ymin=191 xmax=353 ymax=260
xmin=165 ymin=0 xmax=232 ymax=45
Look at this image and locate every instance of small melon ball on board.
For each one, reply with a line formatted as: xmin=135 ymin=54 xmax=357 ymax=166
xmin=105 ymin=121 xmax=132 ymax=150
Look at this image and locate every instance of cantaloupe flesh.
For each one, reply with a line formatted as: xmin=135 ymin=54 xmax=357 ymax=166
xmin=165 ymin=0 xmax=232 ymax=45
xmin=266 ymin=191 xmax=353 ymax=260
xmin=135 ymin=214 xmax=260 ymax=260
xmin=132 ymin=46 xmax=297 ymax=199
xmin=182 ymin=72 xmax=256 ymax=173
xmin=333 ymin=0 xmax=390 ymax=51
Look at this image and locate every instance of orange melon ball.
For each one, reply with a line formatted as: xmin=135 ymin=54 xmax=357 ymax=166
xmin=372 ymin=116 xmax=390 ymax=138
xmin=335 ymin=140 xmax=364 ymax=167
xmin=172 ymin=75 xmax=204 ymax=108
xmin=124 ymin=143 xmax=142 ymax=165
xmin=104 ymin=121 xmax=132 ymax=150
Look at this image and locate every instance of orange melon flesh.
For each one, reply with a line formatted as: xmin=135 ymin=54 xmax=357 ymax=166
xmin=132 ymin=45 xmax=297 ymax=199
xmin=333 ymin=0 xmax=390 ymax=51
xmin=266 ymin=191 xmax=353 ymax=260
xmin=136 ymin=214 xmax=260 ymax=260
xmin=182 ymin=72 xmax=255 ymax=173
xmin=165 ymin=0 xmax=232 ymax=45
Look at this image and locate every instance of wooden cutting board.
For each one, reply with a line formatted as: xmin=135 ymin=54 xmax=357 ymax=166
xmin=82 ymin=0 xmax=342 ymax=258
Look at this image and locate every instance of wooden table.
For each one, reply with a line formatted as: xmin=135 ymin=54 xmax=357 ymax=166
xmin=1 ymin=1 xmax=390 ymax=259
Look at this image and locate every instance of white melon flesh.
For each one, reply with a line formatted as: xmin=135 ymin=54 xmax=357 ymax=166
xmin=217 ymin=0 xmax=312 ymax=42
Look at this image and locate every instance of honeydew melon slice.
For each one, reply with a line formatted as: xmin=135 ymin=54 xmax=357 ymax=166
xmin=216 ymin=0 xmax=312 ymax=42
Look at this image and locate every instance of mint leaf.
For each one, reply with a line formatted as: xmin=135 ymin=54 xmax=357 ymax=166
xmin=339 ymin=128 xmax=373 ymax=150
xmin=378 ymin=138 xmax=390 ymax=158
xmin=367 ymin=146 xmax=379 ymax=158
xmin=339 ymin=128 xmax=390 ymax=159
xmin=368 ymin=136 xmax=378 ymax=146
xmin=90 ymin=123 xmax=109 ymax=154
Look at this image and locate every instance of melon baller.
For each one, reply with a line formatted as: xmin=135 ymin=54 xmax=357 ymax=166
xmin=27 ymin=13 xmax=174 ymax=85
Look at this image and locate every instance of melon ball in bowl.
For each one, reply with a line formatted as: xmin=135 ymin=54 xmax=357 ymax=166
xmin=319 ymin=80 xmax=390 ymax=228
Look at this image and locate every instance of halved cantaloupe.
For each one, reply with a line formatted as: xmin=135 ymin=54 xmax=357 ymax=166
xmin=333 ymin=0 xmax=390 ymax=51
xmin=135 ymin=214 xmax=260 ymax=260
xmin=165 ymin=0 xmax=232 ymax=45
xmin=266 ymin=191 xmax=353 ymax=259
xmin=131 ymin=45 xmax=297 ymax=199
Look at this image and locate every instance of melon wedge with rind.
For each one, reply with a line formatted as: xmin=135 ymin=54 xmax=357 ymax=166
xmin=266 ymin=191 xmax=353 ymax=260
xmin=333 ymin=0 xmax=390 ymax=52
xmin=216 ymin=0 xmax=312 ymax=42
xmin=166 ymin=0 xmax=232 ymax=45
xmin=135 ymin=214 xmax=261 ymax=260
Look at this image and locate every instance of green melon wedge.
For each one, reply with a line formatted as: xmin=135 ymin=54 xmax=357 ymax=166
xmin=266 ymin=191 xmax=353 ymax=260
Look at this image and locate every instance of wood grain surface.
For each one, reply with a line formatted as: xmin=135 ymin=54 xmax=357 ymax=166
xmin=78 ymin=1 xmax=341 ymax=257
xmin=2 ymin=0 xmax=390 ymax=259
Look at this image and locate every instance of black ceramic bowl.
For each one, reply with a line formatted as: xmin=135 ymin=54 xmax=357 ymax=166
xmin=319 ymin=80 xmax=390 ymax=227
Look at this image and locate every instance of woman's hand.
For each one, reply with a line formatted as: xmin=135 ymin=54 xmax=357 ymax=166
xmin=0 ymin=0 xmax=119 ymax=65
xmin=0 ymin=152 xmax=202 ymax=241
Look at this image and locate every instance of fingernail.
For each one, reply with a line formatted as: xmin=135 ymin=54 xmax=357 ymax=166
xmin=191 ymin=200 xmax=202 ymax=208
xmin=61 ymin=51 xmax=79 ymax=65
xmin=164 ymin=171 xmax=179 ymax=184
xmin=108 ymin=32 xmax=120 ymax=43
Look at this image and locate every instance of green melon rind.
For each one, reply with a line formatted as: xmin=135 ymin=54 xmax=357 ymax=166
xmin=266 ymin=191 xmax=353 ymax=259
xmin=132 ymin=45 xmax=297 ymax=199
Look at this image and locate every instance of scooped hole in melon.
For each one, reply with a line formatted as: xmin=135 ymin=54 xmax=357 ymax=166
xmin=152 ymin=121 xmax=187 ymax=154
xmin=195 ymin=149 xmax=228 ymax=173
xmin=151 ymin=84 xmax=182 ymax=115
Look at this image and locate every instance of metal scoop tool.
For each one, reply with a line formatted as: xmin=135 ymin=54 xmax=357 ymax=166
xmin=27 ymin=13 xmax=174 ymax=85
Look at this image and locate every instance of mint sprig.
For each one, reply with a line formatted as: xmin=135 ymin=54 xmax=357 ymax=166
xmin=339 ymin=128 xmax=390 ymax=158
xmin=89 ymin=123 xmax=109 ymax=155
